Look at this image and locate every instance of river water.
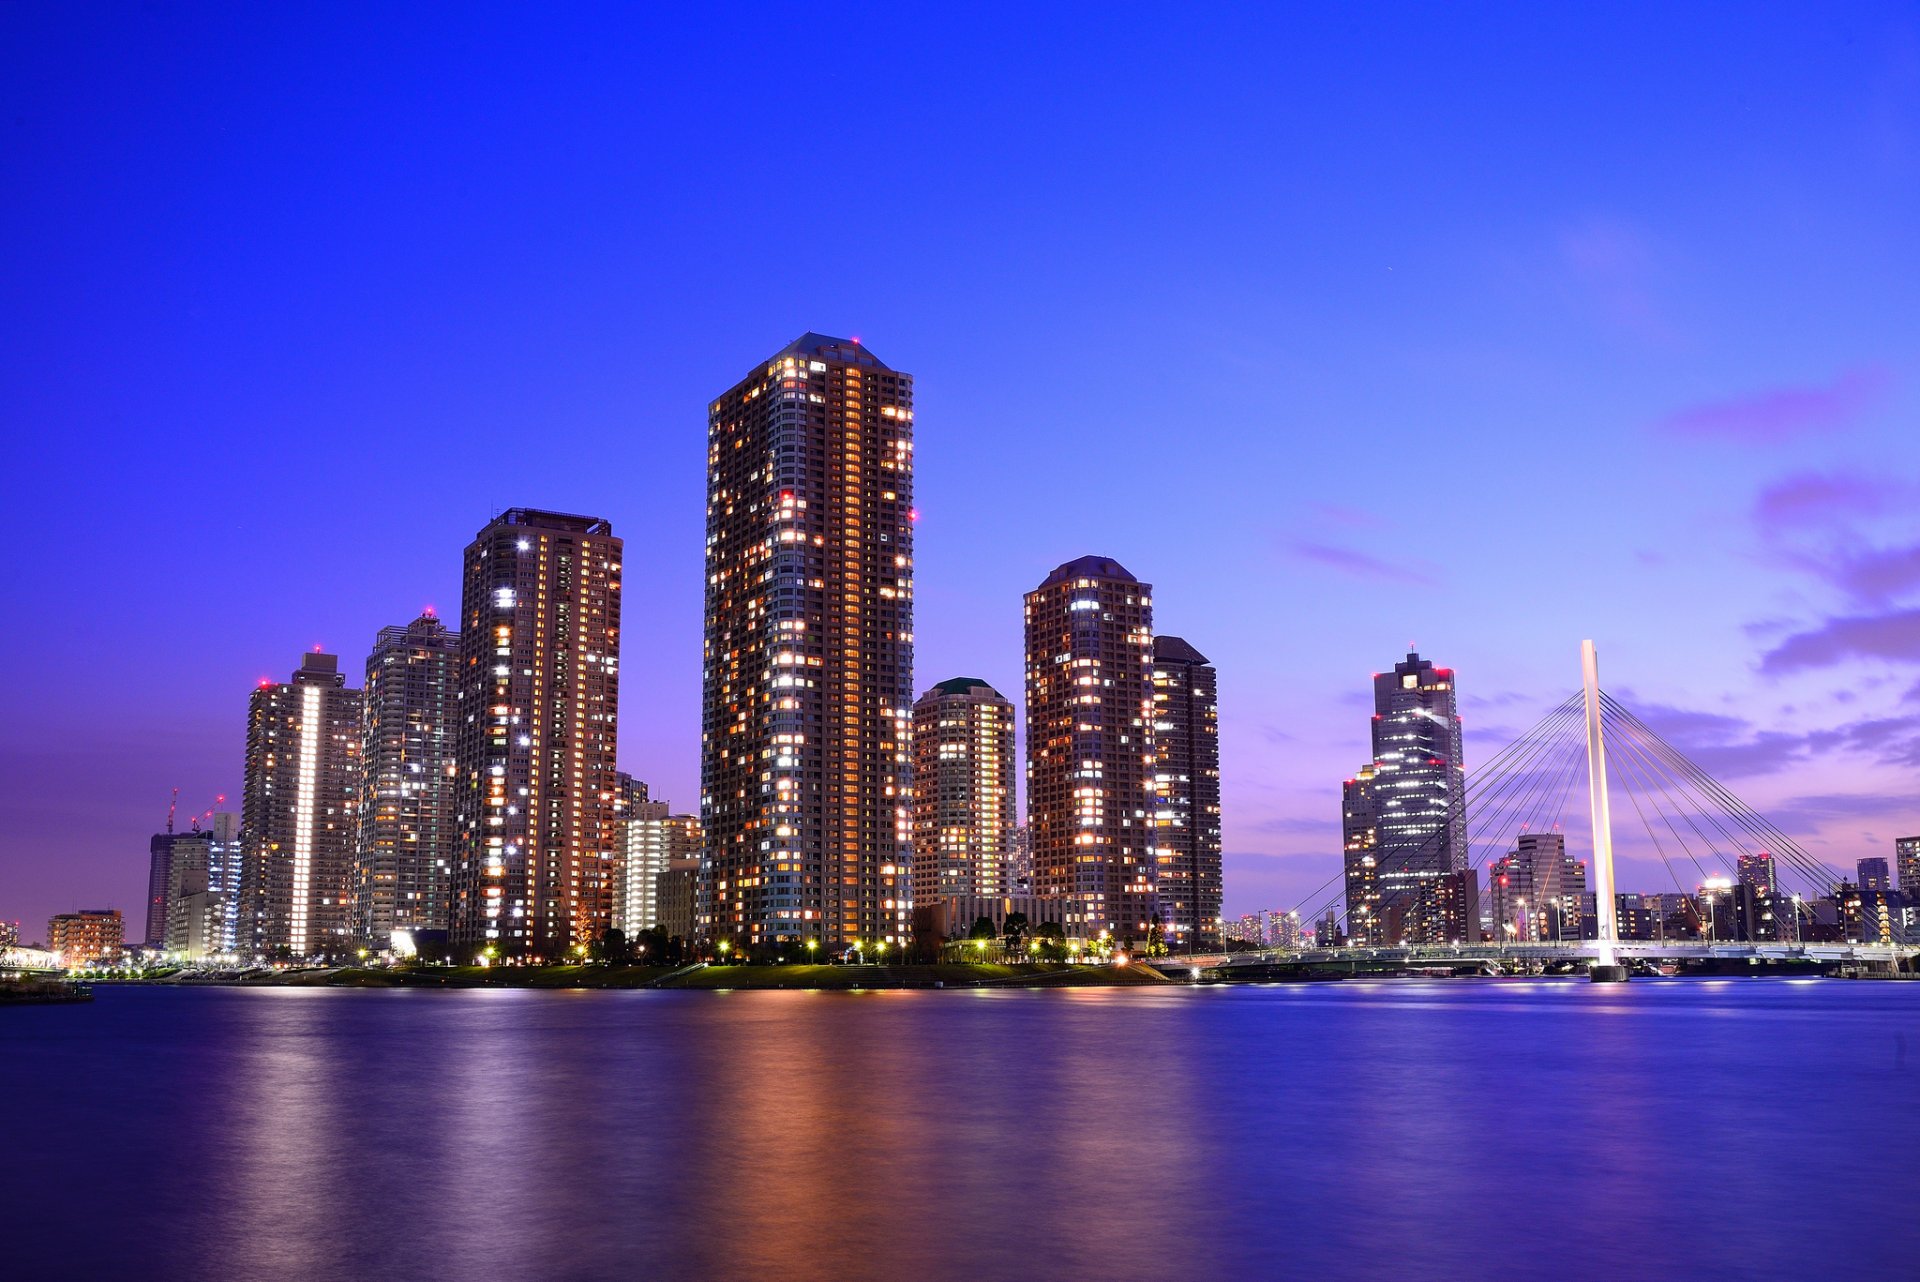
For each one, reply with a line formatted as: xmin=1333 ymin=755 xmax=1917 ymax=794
xmin=5 ymin=979 xmax=1916 ymax=1280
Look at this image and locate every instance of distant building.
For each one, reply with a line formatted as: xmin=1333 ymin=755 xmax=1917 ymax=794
xmin=1342 ymin=763 xmax=1381 ymax=942
xmin=355 ymin=611 xmax=460 ymax=946
xmin=49 ymin=910 xmax=123 ymax=966
xmin=1009 ymin=823 xmax=1033 ymax=892
xmin=1343 ymin=652 xmax=1465 ymax=944
xmin=654 ymin=856 xmax=700 ymax=945
xmin=450 ymin=509 xmax=623 ymax=962
xmin=1488 ymin=831 xmax=1583 ymax=943
xmin=162 ymin=816 xmax=240 ymax=958
xmin=1897 ymin=837 xmax=1920 ymax=895
xmin=911 ymin=677 xmax=1017 ymax=905
xmin=1224 ymin=913 xmax=1264 ymax=946
xmin=144 ymin=833 xmax=173 ymax=948
xmin=240 ymin=652 xmax=363 ymax=960
xmin=1025 ymin=556 xmax=1158 ymax=947
xmin=1858 ymin=857 xmax=1892 ymax=892
xmin=617 ymin=792 xmax=700 ymax=938
xmin=1434 ymin=868 xmax=1482 ymax=943
xmin=0 ymin=920 xmax=17 ymax=952
xmin=912 ymin=895 xmax=1068 ymax=947
xmin=1736 ymin=851 xmax=1778 ymax=896
xmin=1151 ymin=636 xmax=1223 ymax=952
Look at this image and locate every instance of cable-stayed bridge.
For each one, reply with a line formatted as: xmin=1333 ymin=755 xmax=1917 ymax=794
xmin=1222 ymin=642 xmax=1915 ymax=981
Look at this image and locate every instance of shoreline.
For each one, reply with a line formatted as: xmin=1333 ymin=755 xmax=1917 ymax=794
xmin=99 ymin=961 xmax=1176 ymax=992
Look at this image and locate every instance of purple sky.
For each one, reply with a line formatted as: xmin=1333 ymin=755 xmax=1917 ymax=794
xmin=4 ymin=6 xmax=1919 ymax=939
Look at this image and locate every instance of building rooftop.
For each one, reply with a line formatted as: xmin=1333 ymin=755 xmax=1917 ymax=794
xmin=921 ymin=676 xmax=1008 ymax=701
xmin=489 ymin=508 xmax=614 ymax=536
xmin=1038 ymin=555 xmax=1139 ymax=588
xmin=772 ymin=332 xmax=891 ymax=370
xmin=1153 ymin=635 xmax=1210 ymax=666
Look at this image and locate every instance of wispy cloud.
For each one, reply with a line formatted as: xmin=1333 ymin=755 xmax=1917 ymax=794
xmin=1306 ymin=502 xmax=1386 ymax=530
xmin=1658 ymin=367 xmax=1890 ymax=444
xmin=1753 ymin=471 xmax=1893 ymax=528
xmin=1291 ymin=541 xmax=1436 ymax=586
xmin=1760 ymin=608 xmax=1920 ymax=674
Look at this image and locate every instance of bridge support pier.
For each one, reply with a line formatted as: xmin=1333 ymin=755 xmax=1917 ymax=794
xmin=1589 ymin=963 xmax=1629 ymax=983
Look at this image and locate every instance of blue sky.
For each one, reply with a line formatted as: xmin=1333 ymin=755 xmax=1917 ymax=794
xmin=3 ymin=3 xmax=1918 ymax=935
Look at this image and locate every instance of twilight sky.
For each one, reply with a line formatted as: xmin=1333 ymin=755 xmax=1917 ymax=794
xmin=4 ymin=5 xmax=1919 ymax=939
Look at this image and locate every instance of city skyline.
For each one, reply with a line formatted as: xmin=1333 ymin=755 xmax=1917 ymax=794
xmin=7 ymin=7 xmax=1920 ymax=937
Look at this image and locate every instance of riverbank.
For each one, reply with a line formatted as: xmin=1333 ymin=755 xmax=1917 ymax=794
xmin=131 ymin=961 xmax=1174 ymax=991
xmin=0 ymin=977 xmax=92 ymax=1004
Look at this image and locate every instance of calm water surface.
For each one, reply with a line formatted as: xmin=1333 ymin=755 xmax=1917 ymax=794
xmin=6 ymin=980 xmax=1917 ymax=1280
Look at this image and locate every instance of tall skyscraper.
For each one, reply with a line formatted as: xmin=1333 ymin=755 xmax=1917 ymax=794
xmin=1024 ymin=556 xmax=1157 ymax=946
xmin=702 ymin=334 xmax=914 ymax=953
xmin=911 ymin=677 xmax=1017 ymax=906
xmin=1897 ymin=836 xmax=1920 ymax=893
xmin=1342 ymin=651 xmax=1466 ymax=944
xmin=449 ymin=509 xmax=623 ymax=962
xmin=355 ymin=611 xmax=461 ymax=946
xmin=1341 ymin=763 xmax=1381 ymax=942
xmin=144 ymin=831 xmax=174 ymax=948
xmin=1151 ymin=636 xmax=1222 ymax=952
xmin=239 ymin=652 xmax=362 ymax=959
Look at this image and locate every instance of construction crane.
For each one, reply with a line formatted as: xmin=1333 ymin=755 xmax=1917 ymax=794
xmin=165 ymin=787 xmax=179 ymax=835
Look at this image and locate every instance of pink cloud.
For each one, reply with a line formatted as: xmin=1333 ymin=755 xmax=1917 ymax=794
xmin=1759 ymin=607 xmax=1920 ymax=673
xmin=1659 ymin=367 xmax=1891 ymax=443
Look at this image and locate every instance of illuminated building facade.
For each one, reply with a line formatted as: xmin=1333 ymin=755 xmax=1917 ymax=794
xmin=911 ymin=677 xmax=1016 ymax=906
xmin=616 ymin=785 xmax=702 ymax=937
xmin=1898 ymin=836 xmax=1920 ymax=894
xmin=702 ymin=334 xmax=914 ymax=952
xmin=1345 ymin=651 xmax=1465 ymax=943
xmin=49 ymin=909 xmax=124 ymax=966
xmin=355 ymin=611 xmax=460 ymax=945
xmin=1488 ymin=831 xmax=1584 ymax=943
xmin=162 ymin=815 xmax=239 ymax=957
xmin=1024 ymin=556 xmax=1157 ymax=946
xmin=450 ymin=509 xmax=623 ymax=961
xmin=239 ymin=652 xmax=362 ymax=959
xmin=1341 ymin=764 xmax=1381 ymax=942
xmin=1151 ymin=636 xmax=1222 ymax=952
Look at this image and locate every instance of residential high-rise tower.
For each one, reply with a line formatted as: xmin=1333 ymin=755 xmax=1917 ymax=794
xmin=449 ymin=509 xmax=623 ymax=961
xmin=239 ymin=652 xmax=362 ymax=959
xmin=702 ymin=334 xmax=914 ymax=953
xmin=1151 ymin=636 xmax=1222 ymax=952
xmin=355 ymin=611 xmax=460 ymax=946
xmin=1024 ymin=556 xmax=1157 ymax=946
xmin=911 ymin=677 xmax=1017 ymax=906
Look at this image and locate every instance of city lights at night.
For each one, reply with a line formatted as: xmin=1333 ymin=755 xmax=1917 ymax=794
xmin=5 ymin=6 xmax=1920 ymax=1280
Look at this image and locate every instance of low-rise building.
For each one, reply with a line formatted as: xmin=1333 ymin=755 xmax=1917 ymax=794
xmin=49 ymin=910 xmax=124 ymax=966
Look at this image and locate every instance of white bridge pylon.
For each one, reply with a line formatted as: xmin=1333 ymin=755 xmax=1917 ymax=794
xmin=1581 ymin=640 xmax=1620 ymax=972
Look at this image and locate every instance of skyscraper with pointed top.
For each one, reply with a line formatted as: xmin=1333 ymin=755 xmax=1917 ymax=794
xmin=702 ymin=333 xmax=914 ymax=953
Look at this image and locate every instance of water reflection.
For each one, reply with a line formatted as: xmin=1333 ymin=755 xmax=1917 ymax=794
xmin=6 ymin=980 xmax=1919 ymax=1280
